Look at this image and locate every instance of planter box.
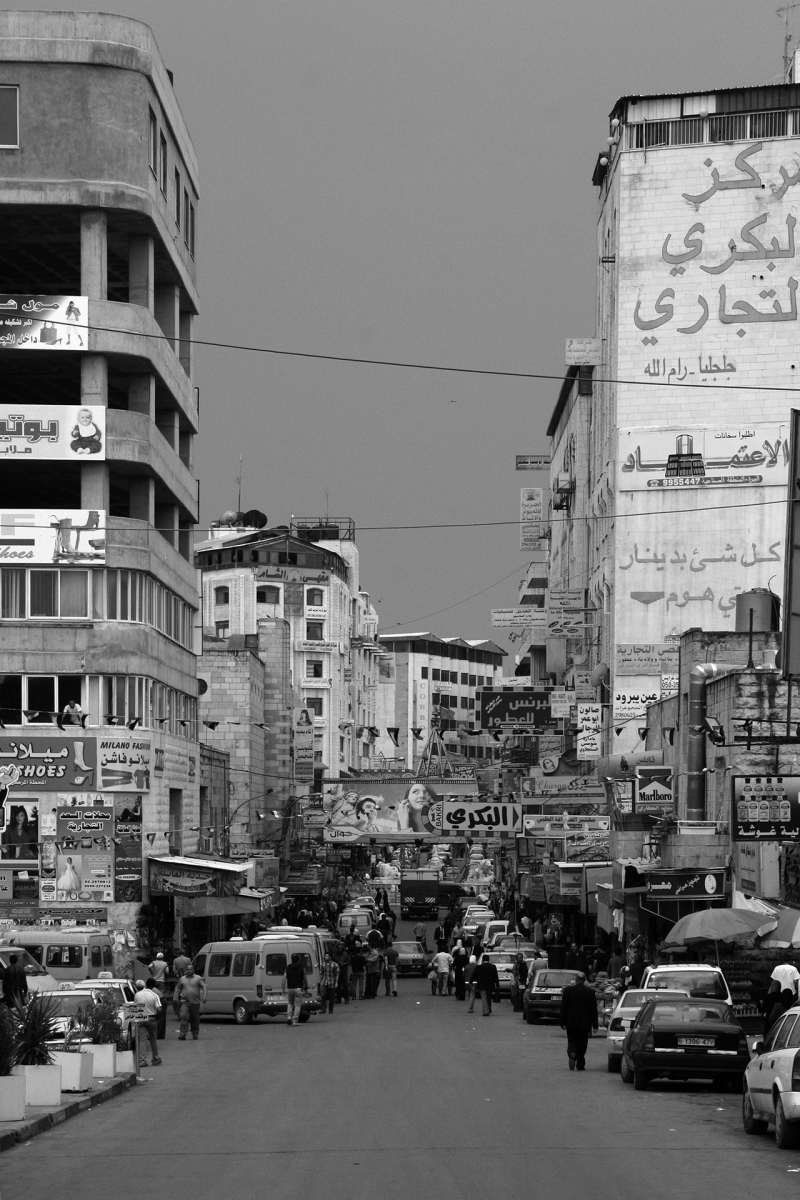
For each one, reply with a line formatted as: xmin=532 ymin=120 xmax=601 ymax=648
xmin=13 ymin=1064 xmax=62 ymax=1106
xmin=0 ymin=1073 xmax=26 ymax=1121
xmin=116 ymin=1050 xmax=135 ymax=1076
xmin=88 ymin=1044 xmax=117 ymax=1078
xmin=51 ymin=1051 xmax=93 ymax=1093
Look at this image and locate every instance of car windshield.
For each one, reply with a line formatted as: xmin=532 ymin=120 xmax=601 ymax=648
xmin=535 ymin=972 xmax=578 ymax=988
xmin=51 ymin=994 xmax=105 ymax=1018
xmin=648 ymin=971 xmax=726 ymax=998
xmin=487 ymin=953 xmax=517 ymax=964
xmin=394 ymin=943 xmax=423 ymax=953
xmin=648 ymin=1001 xmax=731 ymax=1024
xmin=0 ymin=949 xmax=48 ymax=976
xmin=619 ymin=989 xmax=686 ymax=1011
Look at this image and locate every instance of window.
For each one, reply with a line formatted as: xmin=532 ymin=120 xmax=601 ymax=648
xmin=30 ymin=571 xmax=58 ymax=617
xmin=208 ymin=954 xmax=231 ymax=977
xmin=148 ymin=108 xmax=158 ymax=175
xmin=774 ymin=1015 xmax=798 ymax=1051
xmin=787 ymin=1018 xmax=800 ymax=1049
xmin=307 ymin=588 xmax=323 ymax=607
xmin=461 ymin=697 xmax=469 ymax=709
xmin=174 ymin=169 xmax=181 ymax=227
xmin=264 ymin=953 xmax=286 ymax=976
xmin=468 ymin=675 xmax=476 ymax=687
xmin=0 ymin=675 xmax=21 ymax=724
xmin=257 ymin=586 xmax=279 ymax=604
xmin=159 ymin=133 xmax=168 ymax=194
xmin=193 ymin=954 xmax=207 ymax=976
xmin=46 ymin=946 xmax=82 ymax=968
xmin=183 ymin=188 xmax=190 ymax=246
xmin=91 ymin=946 xmax=102 ymax=968
xmin=215 ymin=621 xmax=229 ymax=638
xmin=1 ymin=569 xmax=25 ymax=618
xmin=103 ymin=946 xmax=113 ymax=969
xmin=420 ymin=667 xmax=428 ymax=679
xmin=432 ymin=669 xmax=440 ymax=682
xmin=189 ymin=202 xmax=196 ymax=258
xmin=432 ymin=693 xmax=441 ymax=705
xmin=461 ymin=673 xmax=468 ymax=685
xmin=306 ymin=621 xmax=324 ymax=641
xmin=304 ymin=697 xmax=323 ymax=716
xmin=232 ymin=953 xmax=256 ymax=977
xmin=0 ymin=86 xmax=18 ymax=149
xmin=306 ymin=660 xmax=324 ymax=678
xmin=214 ymin=586 xmax=230 ymax=606
xmin=450 ymin=671 xmax=458 ymax=684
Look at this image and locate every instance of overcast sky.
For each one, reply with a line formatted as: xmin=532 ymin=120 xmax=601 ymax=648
xmin=12 ymin=0 xmax=787 ymax=655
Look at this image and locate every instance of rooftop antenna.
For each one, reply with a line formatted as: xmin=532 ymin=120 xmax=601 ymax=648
xmin=325 ymin=490 xmax=329 ymax=524
xmin=236 ymin=455 xmax=243 ymax=513
xmin=778 ymin=4 xmax=800 ymax=79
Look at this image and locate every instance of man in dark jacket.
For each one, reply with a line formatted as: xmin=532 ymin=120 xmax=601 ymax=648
xmin=560 ymin=973 xmax=598 ymax=1071
xmin=472 ymin=952 xmax=500 ymax=1017
xmin=2 ymin=954 xmax=28 ymax=1008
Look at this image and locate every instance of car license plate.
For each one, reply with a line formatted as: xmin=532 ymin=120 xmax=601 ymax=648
xmin=677 ymin=1037 xmax=714 ymax=1047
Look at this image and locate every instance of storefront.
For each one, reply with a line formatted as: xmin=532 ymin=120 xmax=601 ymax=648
xmin=147 ymin=855 xmax=254 ymax=952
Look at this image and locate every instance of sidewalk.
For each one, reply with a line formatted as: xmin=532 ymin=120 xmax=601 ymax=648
xmin=0 ymin=1073 xmax=137 ymax=1153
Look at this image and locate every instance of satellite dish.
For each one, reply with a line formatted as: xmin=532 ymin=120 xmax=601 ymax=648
xmin=590 ymin=663 xmax=609 ymax=688
xmin=242 ymin=509 xmax=268 ymax=528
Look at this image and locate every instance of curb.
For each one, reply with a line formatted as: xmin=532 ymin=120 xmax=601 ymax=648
xmin=0 ymin=1074 xmax=138 ymax=1153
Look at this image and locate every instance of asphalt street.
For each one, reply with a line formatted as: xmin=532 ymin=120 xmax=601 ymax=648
xmin=4 ymin=954 xmax=800 ymax=1200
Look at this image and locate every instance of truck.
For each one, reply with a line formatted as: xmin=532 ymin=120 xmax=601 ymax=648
xmin=400 ymin=869 xmax=439 ymax=920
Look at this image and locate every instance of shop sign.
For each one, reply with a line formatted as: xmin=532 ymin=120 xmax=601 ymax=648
xmin=613 ymin=681 xmax=661 ymax=721
xmin=732 ymin=775 xmax=800 ymax=842
xmin=148 ymin=861 xmax=241 ymax=898
xmin=256 ymin=567 xmax=329 ymax=584
xmin=528 ymin=874 xmax=546 ymax=901
xmin=294 ymin=712 xmax=315 ymax=782
xmin=524 ymin=815 xmax=610 ymax=835
xmin=491 ymin=608 xmax=545 ymax=628
xmin=557 ymin=864 xmax=584 ymax=896
xmin=295 ymin=640 xmax=340 ymax=653
xmin=98 ymin=735 xmax=152 ymax=791
xmin=0 ymin=904 xmax=107 ymax=923
xmin=306 ymin=606 xmax=327 ymax=620
xmin=574 ymin=671 xmax=596 ymax=699
xmin=646 ymin=868 xmax=725 ymax=899
xmin=430 ymin=801 xmax=522 ymax=834
xmin=0 ymin=738 xmax=97 ymax=790
xmin=549 ymin=692 xmax=574 ymax=719
xmin=523 ymin=774 xmax=605 ymax=798
xmin=0 ymin=509 xmax=105 ymax=565
xmin=635 ymin=766 xmax=675 ymax=816
xmin=520 ymin=488 xmax=545 ymax=552
xmin=113 ymin=795 xmax=142 ymax=903
xmin=0 ymin=404 xmax=105 ymax=461
xmin=616 ymin=643 xmax=679 ymax=676
xmin=565 ymin=337 xmax=601 ymax=366
xmin=0 ymin=296 xmax=88 ymax=350
xmin=55 ymin=806 xmax=114 ymax=902
xmin=577 ymin=703 xmax=602 ymax=761
xmin=478 ymin=689 xmax=552 ymax=729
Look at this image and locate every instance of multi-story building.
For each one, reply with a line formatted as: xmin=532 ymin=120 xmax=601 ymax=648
xmin=374 ymin=632 xmax=506 ymax=768
xmin=544 ymin=65 xmax=800 ymax=753
xmin=0 ymin=12 xmax=206 ymax=950
xmin=195 ymin=518 xmax=383 ymax=801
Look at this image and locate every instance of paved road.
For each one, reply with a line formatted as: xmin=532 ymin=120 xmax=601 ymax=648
xmin=5 ymin=969 xmax=800 ymax=1199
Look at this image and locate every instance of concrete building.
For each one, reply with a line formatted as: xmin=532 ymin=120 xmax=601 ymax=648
xmin=374 ymin=632 xmax=506 ymax=768
xmin=0 ymin=12 xmax=207 ymax=946
xmin=544 ymin=72 xmax=800 ymax=754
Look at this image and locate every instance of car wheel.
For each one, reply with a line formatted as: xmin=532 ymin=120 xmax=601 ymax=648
xmin=742 ymin=1088 xmax=768 ymax=1136
xmin=526 ymin=1008 xmax=536 ymax=1024
xmin=633 ymin=1061 xmax=649 ymax=1091
xmin=607 ymin=1055 xmax=621 ymax=1074
xmin=233 ymin=1000 xmax=252 ymax=1025
xmin=298 ymin=1012 xmax=311 ymax=1024
xmin=775 ymin=1094 xmax=800 ymax=1149
xmin=620 ymin=1054 xmax=634 ymax=1085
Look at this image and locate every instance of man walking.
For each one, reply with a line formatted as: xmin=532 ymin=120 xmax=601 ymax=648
xmin=3 ymin=954 xmax=28 ymax=1008
xmin=336 ymin=947 xmax=351 ymax=1005
xmin=472 ymin=951 xmax=499 ymax=1017
xmin=413 ymin=919 xmax=428 ymax=953
xmin=432 ymin=947 xmax=453 ymax=996
xmin=134 ymin=978 xmax=163 ymax=1066
xmin=320 ymin=952 xmax=340 ymax=1014
xmin=350 ymin=946 xmax=366 ymax=1000
xmin=560 ymin=972 xmax=598 ymax=1071
xmin=433 ymin=921 xmax=448 ymax=952
xmin=283 ymin=953 xmax=309 ymax=1026
xmin=173 ymin=962 xmax=207 ymax=1041
xmin=383 ymin=942 xmax=399 ymax=996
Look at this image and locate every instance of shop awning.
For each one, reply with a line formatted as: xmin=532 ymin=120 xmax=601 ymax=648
xmin=148 ymin=855 xmax=254 ymax=873
xmin=147 ymin=855 xmax=254 ymax=900
xmin=174 ymin=894 xmax=263 ymax=918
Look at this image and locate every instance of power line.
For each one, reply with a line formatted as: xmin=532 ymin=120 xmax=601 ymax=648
xmin=388 ymin=563 xmax=524 ymax=628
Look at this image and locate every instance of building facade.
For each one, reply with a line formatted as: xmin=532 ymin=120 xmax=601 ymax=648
xmin=0 ymin=13 xmax=204 ymax=943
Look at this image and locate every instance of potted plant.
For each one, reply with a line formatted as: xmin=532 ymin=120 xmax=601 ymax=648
xmin=0 ymin=1001 xmax=26 ymax=1121
xmin=11 ymin=994 xmax=63 ymax=1106
xmin=80 ymin=991 xmax=121 ymax=1078
xmin=50 ymin=1010 xmax=94 ymax=1093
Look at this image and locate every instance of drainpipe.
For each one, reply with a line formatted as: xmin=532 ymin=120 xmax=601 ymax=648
xmin=686 ymin=663 xmax=732 ymax=820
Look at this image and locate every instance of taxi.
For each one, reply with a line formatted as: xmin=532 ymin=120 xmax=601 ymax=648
xmin=743 ymin=1002 xmax=800 ymax=1148
xmin=522 ymin=968 xmax=583 ymax=1023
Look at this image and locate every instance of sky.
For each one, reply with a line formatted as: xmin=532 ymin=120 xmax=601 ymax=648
xmin=10 ymin=0 xmax=788 ymax=656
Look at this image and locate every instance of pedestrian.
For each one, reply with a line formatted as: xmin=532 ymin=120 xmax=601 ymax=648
xmin=365 ymin=946 xmax=382 ymax=998
xmin=320 ymin=952 xmax=340 ymax=1014
xmin=559 ymin=972 xmax=598 ymax=1071
xmin=282 ymin=953 xmax=309 ymax=1026
xmin=350 ymin=947 xmax=367 ymax=1000
xmin=173 ymin=962 xmax=207 ymax=1041
xmin=511 ymin=952 xmax=529 ymax=1012
xmin=367 ymin=926 xmax=384 ymax=951
xmin=148 ymin=950 xmax=169 ymax=990
xmin=413 ymin=919 xmax=428 ymax=953
xmin=378 ymin=913 xmax=392 ymax=944
xmin=337 ymin=947 xmax=351 ymax=1005
xmin=472 ymin=951 xmax=500 ymax=1017
xmin=134 ymin=978 xmax=163 ymax=1066
xmin=344 ymin=924 xmax=361 ymax=954
xmin=771 ymin=960 xmax=800 ymax=999
xmin=2 ymin=953 xmax=28 ymax=1008
xmin=433 ymin=948 xmax=453 ymax=995
xmin=383 ymin=943 xmax=399 ymax=996
xmin=452 ymin=939 xmax=469 ymax=1000
xmin=465 ymin=954 xmax=478 ymax=1012
xmin=606 ymin=943 xmax=623 ymax=980
xmin=628 ymin=949 xmax=645 ymax=987
xmin=172 ymin=947 xmax=192 ymax=978
xmin=433 ymin=920 xmax=448 ymax=952
xmin=532 ymin=916 xmax=543 ymax=946
xmin=565 ymin=942 xmax=589 ymax=975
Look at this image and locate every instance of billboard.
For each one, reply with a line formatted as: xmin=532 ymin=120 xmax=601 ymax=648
xmin=646 ymin=868 xmax=725 ymax=900
xmin=0 ymin=739 xmax=97 ymax=790
xmin=0 ymin=405 xmax=105 ymax=461
xmin=97 ymin=735 xmax=151 ymax=792
xmin=478 ymin=689 xmax=552 ymax=730
xmin=114 ymin=795 xmax=143 ymax=903
xmin=293 ymin=711 xmax=315 ymax=783
xmin=520 ymin=488 xmax=544 ymax=551
xmin=619 ymin=425 xmax=788 ymax=491
xmin=431 ymin=801 xmax=522 ymax=834
xmin=55 ymin=805 xmax=114 ymax=903
xmin=0 ymin=296 xmax=88 ymax=350
xmin=491 ymin=608 xmax=545 ymax=628
xmin=0 ymin=510 xmax=105 ymax=565
xmin=732 ymin=776 xmax=800 ymax=842
xmin=320 ymin=776 xmax=479 ymax=843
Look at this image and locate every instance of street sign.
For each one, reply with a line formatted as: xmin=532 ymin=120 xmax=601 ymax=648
xmin=516 ymin=455 xmax=551 ymax=470
xmin=566 ymin=337 xmax=602 ymax=366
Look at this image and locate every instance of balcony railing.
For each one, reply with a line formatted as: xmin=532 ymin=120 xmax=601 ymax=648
xmin=625 ymin=109 xmax=800 ymax=150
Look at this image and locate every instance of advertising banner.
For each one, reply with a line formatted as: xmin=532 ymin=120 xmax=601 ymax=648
xmin=613 ymin=680 xmax=661 ymax=721
xmin=0 ymin=509 xmax=105 ymax=565
xmin=516 ymin=455 xmax=551 ymax=470
xmin=732 ymin=776 xmax=800 ymax=842
xmin=0 ymin=296 xmax=88 ymax=350
xmin=0 ymin=799 xmax=39 ymax=862
xmin=114 ymin=795 xmax=143 ymax=903
xmin=0 ymin=405 xmax=105 ymax=461
xmin=148 ymin=860 xmax=245 ymax=898
xmin=321 ymin=776 xmax=479 ymax=843
xmin=565 ymin=337 xmax=601 ymax=366
xmin=577 ymin=703 xmax=602 ymax=762
xmin=635 ymin=766 xmax=675 ymax=816
xmin=520 ymin=488 xmax=545 ymax=552
xmin=0 ymin=739 xmax=97 ymax=790
xmin=294 ymin=711 xmax=315 ymax=783
xmin=431 ymin=801 xmax=522 ymax=834
xmin=615 ymin=643 xmax=680 ymax=676
xmin=55 ymin=805 xmax=114 ymax=903
xmin=646 ymin=868 xmax=725 ymax=900
xmin=97 ymin=735 xmax=151 ymax=792
xmin=478 ymin=689 xmax=552 ymax=730
xmin=618 ymin=426 xmax=789 ymax=492
xmin=491 ymin=608 xmax=545 ymax=628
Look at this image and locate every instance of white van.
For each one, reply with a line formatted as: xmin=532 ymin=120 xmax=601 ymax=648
xmin=336 ymin=910 xmax=374 ymax=938
xmin=256 ymin=928 xmax=342 ymax=972
xmin=0 ymin=946 xmax=58 ymax=993
xmin=2 ymin=928 xmax=115 ymax=982
xmin=195 ymin=937 xmax=323 ymax=1025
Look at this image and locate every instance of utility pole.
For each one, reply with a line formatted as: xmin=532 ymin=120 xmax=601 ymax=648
xmin=778 ymin=4 xmax=800 ymax=79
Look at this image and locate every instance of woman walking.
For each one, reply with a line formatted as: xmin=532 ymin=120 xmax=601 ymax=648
xmin=452 ymin=939 xmax=469 ymax=1001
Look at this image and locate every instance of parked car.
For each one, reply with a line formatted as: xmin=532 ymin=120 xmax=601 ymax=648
xmin=393 ymin=941 xmax=429 ymax=976
xmin=620 ymin=995 xmax=749 ymax=1090
xmin=640 ymin=964 xmax=733 ymax=1006
xmin=47 ymin=980 xmax=138 ymax=1046
xmin=743 ymin=1002 xmax=800 ymax=1148
xmin=463 ymin=908 xmax=495 ymax=940
xmin=606 ymin=989 xmax=688 ymax=1072
xmin=0 ymin=946 xmax=59 ymax=993
xmin=483 ymin=951 xmax=544 ymax=997
xmin=479 ymin=921 xmax=509 ymax=946
xmin=522 ymin=969 xmax=583 ymax=1023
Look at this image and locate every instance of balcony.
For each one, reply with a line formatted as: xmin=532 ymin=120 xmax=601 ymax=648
xmin=625 ymin=109 xmax=800 ymax=150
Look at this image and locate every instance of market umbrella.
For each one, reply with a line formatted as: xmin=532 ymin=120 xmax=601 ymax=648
xmin=663 ymin=908 xmax=777 ymax=961
xmin=758 ymin=907 xmax=800 ymax=949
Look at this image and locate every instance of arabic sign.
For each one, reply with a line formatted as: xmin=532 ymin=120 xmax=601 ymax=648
xmin=574 ymin=671 xmax=596 ymax=700
xmin=0 ymin=509 xmax=105 ymax=565
xmin=646 ymin=869 xmax=725 ymax=900
xmin=635 ymin=766 xmax=675 ymax=816
xmin=97 ymin=736 xmax=151 ymax=792
xmin=0 ymin=405 xmax=105 ymax=461
xmin=148 ymin=860 xmax=244 ymax=898
xmin=294 ymin=711 xmax=315 ymax=782
xmin=491 ymin=608 xmax=545 ymax=628
xmin=557 ymin=864 xmax=584 ymax=896
xmin=522 ymin=774 xmax=606 ymax=798
xmin=295 ymin=640 xmax=340 ymax=653
xmin=732 ymin=775 xmax=800 ymax=842
xmin=547 ymin=589 xmax=585 ymax=615
xmin=114 ymin=795 xmax=142 ymax=903
xmin=549 ymin=693 xmax=573 ymax=719
xmin=321 ymin=776 xmax=479 ymax=843
xmin=429 ymin=801 xmax=522 ymax=834
xmin=546 ymin=615 xmax=594 ymax=638
xmin=613 ymin=679 xmax=661 ymax=721
xmin=0 ymin=739 xmax=97 ymax=790
xmin=565 ymin=337 xmax=602 ymax=366
xmin=516 ymin=455 xmax=551 ymax=470
xmin=520 ymin=488 xmax=545 ymax=552
xmin=616 ymin=643 xmax=680 ymax=676
xmin=524 ymin=815 xmax=610 ymax=834
xmin=0 ymin=296 xmax=88 ymax=350
xmin=619 ymin=426 xmax=788 ymax=491
xmin=478 ymin=689 xmax=553 ymax=730
xmin=577 ymin=703 xmax=602 ymax=762
xmin=55 ymin=806 xmax=114 ymax=902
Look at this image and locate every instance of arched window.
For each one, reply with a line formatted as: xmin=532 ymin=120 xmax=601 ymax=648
xmin=306 ymin=588 xmax=324 ymax=607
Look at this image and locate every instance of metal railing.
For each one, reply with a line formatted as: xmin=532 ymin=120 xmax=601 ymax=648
xmin=625 ymin=109 xmax=800 ymax=150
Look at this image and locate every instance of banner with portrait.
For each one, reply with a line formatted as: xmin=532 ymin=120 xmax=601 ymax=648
xmin=55 ymin=805 xmax=114 ymax=902
xmin=321 ymin=776 xmax=479 ymax=843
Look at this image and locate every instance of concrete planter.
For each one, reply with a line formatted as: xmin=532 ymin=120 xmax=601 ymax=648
xmin=115 ymin=1050 xmax=135 ymax=1075
xmin=0 ymin=1073 xmax=26 ymax=1121
xmin=51 ymin=1051 xmax=93 ymax=1093
xmin=88 ymin=1043 xmax=117 ymax=1078
xmin=13 ymin=1063 xmax=63 ymax=1106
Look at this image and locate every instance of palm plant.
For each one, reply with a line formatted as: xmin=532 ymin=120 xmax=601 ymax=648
xmin=12 ymin=993 xmax=60 ymax=1066
xmin=0 ymin=1003 xmax=14 ymax=1075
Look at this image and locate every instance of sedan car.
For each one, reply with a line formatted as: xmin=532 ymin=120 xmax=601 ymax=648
xmin=483 ymin=951 xmax=544 ymax=997
xmin=45 ymin=983 xmax=137 ymax=1046
xmin=743 ymin=1003 xmax=800 ymax=1148
xmin=392 ymin=941 xmax=429 ymax=976
xmin=606 ymin=989 xmax=688 ymax=1073
xmin=522 ymin=969 xmax=583 ymax=1023
xmin=620 ymin=996 xmax=749 ymax=1090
